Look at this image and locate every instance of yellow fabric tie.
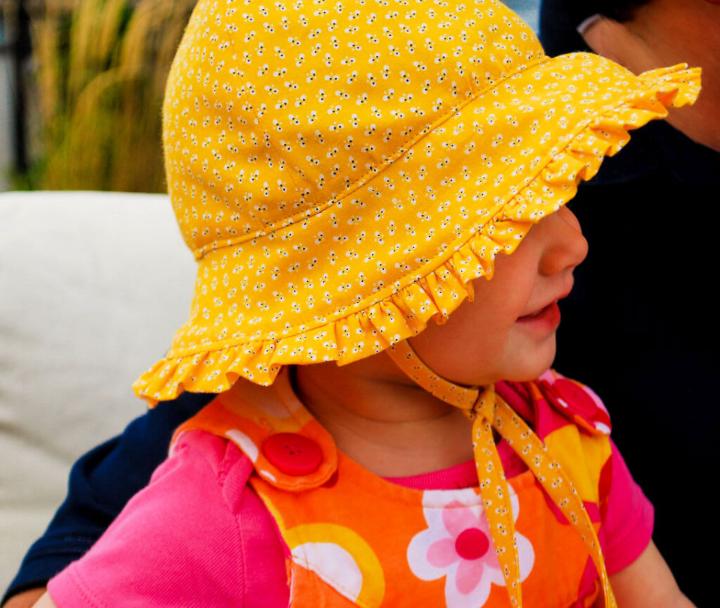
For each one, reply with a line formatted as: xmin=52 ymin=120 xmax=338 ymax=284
xmin=386 ymin=340 xmax=617 ymax=608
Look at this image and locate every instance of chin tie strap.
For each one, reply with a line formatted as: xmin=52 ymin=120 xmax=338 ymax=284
xmin=385 ymin=339 xmax=617 ymax=608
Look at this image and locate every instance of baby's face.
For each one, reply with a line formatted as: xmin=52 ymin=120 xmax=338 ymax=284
xmin=408 ymin=205 xmax=588 ymax=386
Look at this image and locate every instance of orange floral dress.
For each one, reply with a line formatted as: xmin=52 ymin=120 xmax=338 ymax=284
xmin=170 ymin=365 xmax=627 ymax=607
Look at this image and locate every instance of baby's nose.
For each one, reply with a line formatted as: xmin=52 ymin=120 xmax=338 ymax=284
xmin=539 ymin=207 xmax=589 ymax=276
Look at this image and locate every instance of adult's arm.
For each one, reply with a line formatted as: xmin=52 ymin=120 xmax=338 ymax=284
xmin=3 ymin=590 xmax=46 ymax=608
xmin=1 ymin=392 xmax=214 ymax=607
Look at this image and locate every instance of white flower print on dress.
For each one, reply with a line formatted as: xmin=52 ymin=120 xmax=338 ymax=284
xmin=407 ymin=488 xmax=534 ymax=607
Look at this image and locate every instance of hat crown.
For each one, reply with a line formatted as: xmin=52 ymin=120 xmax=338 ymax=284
xmin=162 ymin=0 xmax=544 ymax=258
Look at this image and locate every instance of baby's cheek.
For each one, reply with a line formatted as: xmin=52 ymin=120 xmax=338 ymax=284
xmin=456 ymin=325 xmax=513 ymax=371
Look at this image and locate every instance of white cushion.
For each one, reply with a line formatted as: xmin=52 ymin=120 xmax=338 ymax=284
xmin=0 ymin=191 xmax=196 ymax=591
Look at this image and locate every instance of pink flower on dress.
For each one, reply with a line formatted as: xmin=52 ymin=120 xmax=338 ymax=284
xmin=407 ymin=488 xmax=534 ymax=607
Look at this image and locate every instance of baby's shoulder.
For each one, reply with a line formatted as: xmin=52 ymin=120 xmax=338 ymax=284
xmin=172 ymin=428 xmax=251 ymax=471
xmin=45 ymin=429 xmax=289 ymax=604
xmin=169 ymin=429 xmax=259 ymax=510
xmin=497 ymin=369 xmax=613 ymax=439
xmin=168 ymin=429 xmax=289 ymax=587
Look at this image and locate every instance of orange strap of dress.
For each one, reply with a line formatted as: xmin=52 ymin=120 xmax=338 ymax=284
xmin=385 ymin=340 xmax=617 ymax=608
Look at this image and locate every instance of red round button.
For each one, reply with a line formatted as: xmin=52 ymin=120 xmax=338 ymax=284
xmin=261 ymin=433 xmax=324 ymax=476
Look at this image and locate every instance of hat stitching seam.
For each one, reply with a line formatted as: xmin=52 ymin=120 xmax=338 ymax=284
xmin=166 ymin=76 xmax=654 ymax=358
xmin=190 ymin=53 xmax=551 ymax=261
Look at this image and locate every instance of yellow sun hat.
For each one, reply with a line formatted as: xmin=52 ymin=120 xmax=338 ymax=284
xmin=133 ymin=0 xmax=701 ymax=406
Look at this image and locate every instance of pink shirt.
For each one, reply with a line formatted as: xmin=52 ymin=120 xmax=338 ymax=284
xmin=47 ymin=429 xmax=653 ymax=607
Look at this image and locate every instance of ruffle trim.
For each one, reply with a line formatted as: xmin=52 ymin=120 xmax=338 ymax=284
xmin=133 ymin=63 xmax=701 ymax=407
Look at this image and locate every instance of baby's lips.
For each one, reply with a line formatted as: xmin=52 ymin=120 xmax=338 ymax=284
xmin=519 ymin=284 xmax=574 ymax=319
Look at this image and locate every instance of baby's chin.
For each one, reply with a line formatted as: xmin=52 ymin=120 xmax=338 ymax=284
xmin=389 ymin=333 xmax=558 ymax=387
xmin=495 ymin=339 xmax=558 ymax=384
xmin=459 ymin=356 xmax=557 ymax=388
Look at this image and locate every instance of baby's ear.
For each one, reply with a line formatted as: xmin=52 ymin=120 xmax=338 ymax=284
xmin=537 ymin=369 xmax=612 ymax=437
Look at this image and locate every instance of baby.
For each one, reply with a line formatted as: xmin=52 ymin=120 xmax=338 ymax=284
xmin=16 ymin=0 xmax=702 ymax=606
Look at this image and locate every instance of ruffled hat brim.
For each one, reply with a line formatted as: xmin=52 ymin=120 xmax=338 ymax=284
xmin=134 ymin=54 xmax=700 ymax=407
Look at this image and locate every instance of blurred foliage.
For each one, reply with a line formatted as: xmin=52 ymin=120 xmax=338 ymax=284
xmin=10 ymin=0 xmax=196 ymax=191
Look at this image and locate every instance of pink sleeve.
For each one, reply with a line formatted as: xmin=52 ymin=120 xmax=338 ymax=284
xmin=46 ymin=431 xmax=289 ymax=607
xmin=599 ymin=438 xmax=655 ymax=576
